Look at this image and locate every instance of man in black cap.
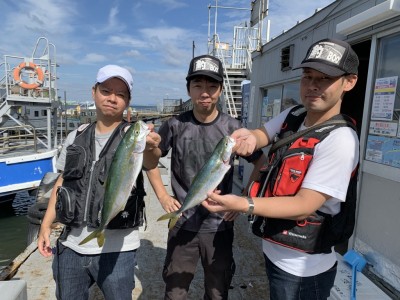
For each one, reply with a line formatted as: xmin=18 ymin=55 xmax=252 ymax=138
xmin=202 ymin=39 xmax=360 ymax=299
xmin=147 ymin=54 xmax=264 ymax=299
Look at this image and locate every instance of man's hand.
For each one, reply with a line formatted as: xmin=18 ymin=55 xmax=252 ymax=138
xmin=37 ymin=226 xmax=53 ymax=257
xmin=145 ymin=124 xmax=161 ymax=151
xmin=159 ymin=194 xmax=181 ymax=213
xmin=231 ymin=128 xmax=257 ymax=156
xmin=203 ymin=191 xmax=247 ymax=214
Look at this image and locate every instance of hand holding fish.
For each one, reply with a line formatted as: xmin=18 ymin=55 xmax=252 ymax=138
xmin=203 ymin=191 xmax=248 ymax=214
xmin=208 ymin=189 xmax=239 ymax=221
xmin=231 ymin=128 xmax=257 ymax=156
xmin=143 ymin=124 xmax=161 ymax=170
xmin=145 ymin=124 xmax=161 ymax=151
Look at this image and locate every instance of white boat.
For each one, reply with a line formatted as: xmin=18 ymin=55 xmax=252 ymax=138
xmin=0 ymin=37 xmax=60 ymax=197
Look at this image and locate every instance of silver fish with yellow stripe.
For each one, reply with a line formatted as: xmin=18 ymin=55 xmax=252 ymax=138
xmin=157 ymin=135 xmax=236 ymax=229
xmin=79 ymin=120 xmax=150 ymax=247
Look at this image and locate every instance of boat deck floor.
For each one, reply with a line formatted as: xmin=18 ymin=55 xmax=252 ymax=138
xmin=7 ymin=157 xmax=270 ymax=299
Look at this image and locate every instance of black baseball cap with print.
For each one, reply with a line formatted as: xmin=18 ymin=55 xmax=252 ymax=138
xmin=294 ymin=38 xmax=359 ymax=77
xmin=186 ymin=55 xmax=224 ymax=82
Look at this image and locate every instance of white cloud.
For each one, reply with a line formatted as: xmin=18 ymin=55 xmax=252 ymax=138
xmin=91 ymin=6 xmax=126 ymax=34
xmin=125 ymin=50 xmax=141 ymax=57
xmin=140 ymin=26 xmax=191 ymax=44
xmin=82 ymin=53 xmax=107 ymax=64
xmin=146 ymin=0 xmax=188 ymax=10
xmin=107 ymin=35 xmax=148 ymax=48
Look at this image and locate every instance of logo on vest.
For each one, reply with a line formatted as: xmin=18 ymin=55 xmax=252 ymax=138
xmin=282 ymin=230 xmax=307 ymax=239
xmin=289 ymin=168 xmax=302 ymax=182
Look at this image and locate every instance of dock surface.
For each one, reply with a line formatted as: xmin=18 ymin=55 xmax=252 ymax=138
xmin=5 ymin=157 xmax=270 ymax=299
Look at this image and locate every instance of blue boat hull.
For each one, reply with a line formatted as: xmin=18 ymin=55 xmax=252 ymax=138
xmin=0 ymin=149 xmax=57 ymax=196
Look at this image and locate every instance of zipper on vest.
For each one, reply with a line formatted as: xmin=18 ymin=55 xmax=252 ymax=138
xmin=83 ymin=161 xmax=97 ymax=222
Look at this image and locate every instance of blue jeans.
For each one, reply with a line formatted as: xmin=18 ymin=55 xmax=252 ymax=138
xmin=52 ymin=242 xmax=136 ymax=300
xmin=264 ymin=254 xmax=337 ymax=300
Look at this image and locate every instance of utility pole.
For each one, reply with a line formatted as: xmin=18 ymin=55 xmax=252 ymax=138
xmin=192 ymin=41 xmax=195 ymax=58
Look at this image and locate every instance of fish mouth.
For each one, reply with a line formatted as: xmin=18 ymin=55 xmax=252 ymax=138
xmin=222 ymin=136 xmax=236 ymax=163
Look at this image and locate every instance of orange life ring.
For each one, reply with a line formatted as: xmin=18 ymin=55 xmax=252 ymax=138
xmin=13 ymin=62 xmax=44 ymax=90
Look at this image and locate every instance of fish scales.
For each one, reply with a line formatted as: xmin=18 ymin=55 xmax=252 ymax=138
xmin=79 ymin=120 xmax=149 ymax=247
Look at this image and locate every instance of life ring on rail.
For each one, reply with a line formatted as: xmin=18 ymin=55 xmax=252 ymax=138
xmin=13 ymin=62 xmax=44 ymax=90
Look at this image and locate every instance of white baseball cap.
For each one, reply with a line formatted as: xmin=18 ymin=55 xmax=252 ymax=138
xmin=96 ymin=64 xmax=133 ymax=97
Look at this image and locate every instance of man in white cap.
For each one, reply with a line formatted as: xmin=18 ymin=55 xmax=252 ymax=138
xmin=38 ymin=64 xmax=161 ymax=300
xmin=202 ymin=38 xmax=360 ymax=299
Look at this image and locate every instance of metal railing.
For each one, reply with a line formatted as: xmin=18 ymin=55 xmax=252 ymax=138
xmin=210 ymin=34 xmax=238 ymax=118
xmin=0 ymin=125 xmax=38 ymax=153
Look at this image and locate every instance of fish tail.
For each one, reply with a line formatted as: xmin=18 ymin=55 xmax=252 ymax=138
xmin=78 ymin=229 xmax=105 ymax=247
xmin=168 ymin=217 xmax=179 ymax=230
xmin=157 ymin=212 xmax=178 ymax=222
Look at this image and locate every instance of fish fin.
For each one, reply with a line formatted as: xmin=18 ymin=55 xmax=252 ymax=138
xmin=97 ymin=234 xmax=105 ymax=247
xmin=78 ymin=229 xmax=104 ymax=247
xmin=168 ymin=217 xmax=179 ymax=230
xmin=157 ymin=212 xmax=178 ymax=222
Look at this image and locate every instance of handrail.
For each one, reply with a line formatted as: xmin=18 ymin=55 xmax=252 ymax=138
xmin=213 ymin=34 xmax=238 ymax=118
xmin=0 ymin=125 xmax=38 ymax=152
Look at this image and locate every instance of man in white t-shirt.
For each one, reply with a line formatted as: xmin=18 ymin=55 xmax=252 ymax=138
xmin=37 ymin=65 xmax=161 ymax=300
xmin=202 ymin=38 xmax=360 ymax=299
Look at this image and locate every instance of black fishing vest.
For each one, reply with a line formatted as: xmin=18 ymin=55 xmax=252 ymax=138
xmin=249 ymin=105 xmax=358 ymax=254
xmin=55 ymin=121 xmax=146 ymax=229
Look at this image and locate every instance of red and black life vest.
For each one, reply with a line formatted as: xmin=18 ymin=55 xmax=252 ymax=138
xmin=249 ymin=105 xmax=359 ymax=254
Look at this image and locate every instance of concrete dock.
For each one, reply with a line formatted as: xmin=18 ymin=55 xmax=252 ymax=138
xmin=3 ymin=157 xmax=270 ymax=299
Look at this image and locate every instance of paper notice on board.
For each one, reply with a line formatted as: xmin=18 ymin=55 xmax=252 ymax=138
xmin=369 ymin=121 xmax=398 ymax=137
xmin=371 ymin=76 xmax=398 ymax=121
xmin=366 ymin=135 xmax=400 ymax=168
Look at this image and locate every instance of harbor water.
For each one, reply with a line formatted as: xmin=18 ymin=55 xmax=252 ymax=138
xmin=0 ymin=191 xmax=35 ymax=271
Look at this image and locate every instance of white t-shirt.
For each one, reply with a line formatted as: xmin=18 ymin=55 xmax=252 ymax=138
xmin=56 ymin=126 xmax=140 ymax=255
xmin=262 ymin=107 xmax=359 ymax=277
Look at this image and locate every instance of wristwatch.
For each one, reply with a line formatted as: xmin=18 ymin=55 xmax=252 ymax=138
xmin=243 ymin=196 xmax=254 ymax=215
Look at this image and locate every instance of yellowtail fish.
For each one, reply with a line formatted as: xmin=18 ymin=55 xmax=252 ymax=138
xmin=79 ymin=121 xmax=150 ymax=247
xmin=157 ymin=136 xmax=236 ymax=229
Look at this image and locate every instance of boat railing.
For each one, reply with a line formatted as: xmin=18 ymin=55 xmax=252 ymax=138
xmin=0 ymin=125 xmax=39 ymax=153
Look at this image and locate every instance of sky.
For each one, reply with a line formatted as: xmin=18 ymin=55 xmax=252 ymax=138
xmin=0 ymin=0 xmax=335 ymax=106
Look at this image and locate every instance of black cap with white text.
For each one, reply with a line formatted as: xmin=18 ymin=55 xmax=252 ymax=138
xmin=294 ymin=38 xmax=359 ymax=76
xmin=186 ymin=55 xmax=224 ymax=82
